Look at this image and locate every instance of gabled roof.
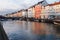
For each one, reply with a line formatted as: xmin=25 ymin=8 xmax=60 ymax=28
xmin=28 ymin=1 xmax=44 ymax=9
xmin=47 ymin=2 xmax=60 ymax=6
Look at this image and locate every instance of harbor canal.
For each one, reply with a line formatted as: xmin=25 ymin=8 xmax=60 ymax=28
xmin=2 ymin=20 xmax=60 ymax=40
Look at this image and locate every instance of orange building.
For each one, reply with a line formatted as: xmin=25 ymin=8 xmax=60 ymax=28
xmin=9 ymin=11 xmax=22 ymax=17
xmin=13 ymin=13 xmax=17 ymax=17
xmin=34 ymin=4 xmax=42 ymax=19
xmin=16 ymin=11 xmax=22 ymax=17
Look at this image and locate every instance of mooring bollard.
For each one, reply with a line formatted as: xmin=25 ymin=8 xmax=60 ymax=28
xmin=0 ymin=22 xmax=9 ymax=40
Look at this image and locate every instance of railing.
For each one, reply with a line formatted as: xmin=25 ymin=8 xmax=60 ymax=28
xmin=0 ymin=22 xmax=9 ymax=40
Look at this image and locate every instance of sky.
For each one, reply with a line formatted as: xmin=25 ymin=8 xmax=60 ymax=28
xmin=0 ymin=0 xmax=60 ymax=15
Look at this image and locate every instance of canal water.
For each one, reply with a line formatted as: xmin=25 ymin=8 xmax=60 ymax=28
xmin=2 ymin=20 xmax=60 ymax=40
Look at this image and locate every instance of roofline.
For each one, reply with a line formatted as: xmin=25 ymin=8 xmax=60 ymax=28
xmin=28 ymin=1 xmax=44 ymax=9
xmin=46 ymin=2 xmax=60 ymax=6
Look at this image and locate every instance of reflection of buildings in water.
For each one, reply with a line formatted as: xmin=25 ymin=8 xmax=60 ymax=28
xmin=32 ymin=22 xmax=46 ymax=35
xmin=20 ymin=21 xmax=33 ymax=33
xmin=32 ymin=22 xmax=55 ymax=35
xmin=15 ymin=21 xmax=23 ymax=24
xmin=27 ymin=22 xmax=33 ymax=33
xmin=45 ymin=24 xmax=55 ymax=35
xmin=14 ymin=21 xmax=23 ymax=30
xmin=15 ymin=21 xmax=28 ymax=31
xmin=22 ymin=21 xmax=28 ymax=30
xmin=53 ymin=25 xmax=60 ymax=40
xmin=10 ymin=21 xmax=56 ymax=36
xmin=54 ymin=25 xmax=60 ymax=35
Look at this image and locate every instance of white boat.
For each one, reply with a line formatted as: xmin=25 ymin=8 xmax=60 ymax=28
xmin=54 ymin=20 xmax=60 ymax=25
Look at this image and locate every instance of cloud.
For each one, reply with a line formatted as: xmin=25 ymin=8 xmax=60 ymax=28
xmin=0 ymin=0 xmax=59 ymax=15
xmin=46 ymin=0 xmax=60 ymax=4
xmin=0 ymin=0 xmax=21 ymax=10
xmin=0 ymin=0 xmax=43 ymax=10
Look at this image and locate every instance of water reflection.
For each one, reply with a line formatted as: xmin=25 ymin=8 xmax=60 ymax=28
xmin=54 ymin=25 xmax=60 ymax=39
xmin=2 ymin=21 xmax=60 ymax=40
